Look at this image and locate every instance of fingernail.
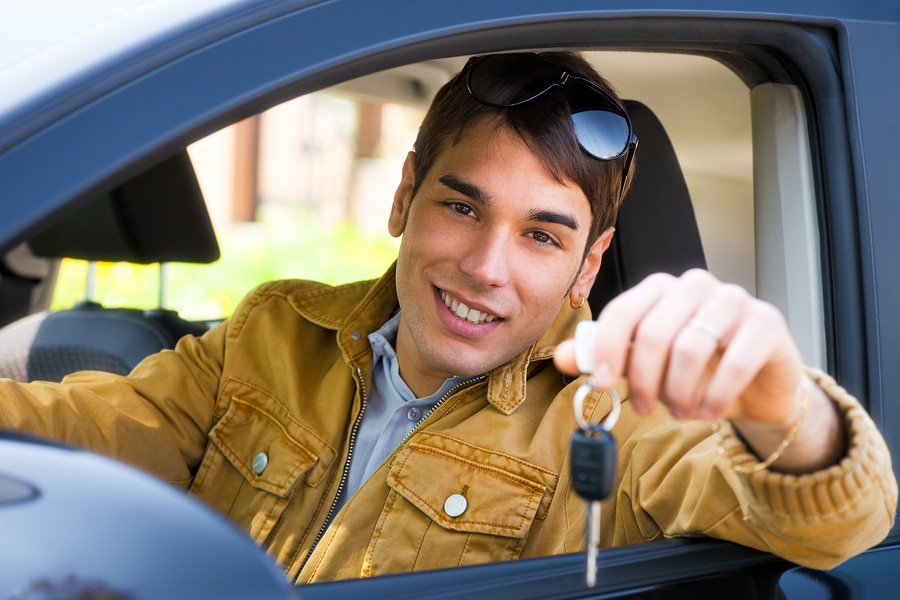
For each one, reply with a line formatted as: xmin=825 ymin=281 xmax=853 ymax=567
xmin=593 ymin=361 xmax=614 ymax=388
xmin=632 ymin=397 xmax=647 ymax=415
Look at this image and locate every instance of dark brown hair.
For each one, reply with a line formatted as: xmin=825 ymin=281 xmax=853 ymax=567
xmin=410 ymin=51 xmax=631 ymax=249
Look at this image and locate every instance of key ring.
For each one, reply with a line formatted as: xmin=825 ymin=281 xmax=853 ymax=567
xmin=574 ymin=377 xmax=621 ymax=432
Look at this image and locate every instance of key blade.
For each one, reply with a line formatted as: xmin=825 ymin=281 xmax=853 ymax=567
xmin=586 ymin=501 xmax=600 ymax=587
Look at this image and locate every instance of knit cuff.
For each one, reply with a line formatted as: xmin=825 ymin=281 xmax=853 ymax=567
xmin=714 ymin=367 xmax=896 ymax=519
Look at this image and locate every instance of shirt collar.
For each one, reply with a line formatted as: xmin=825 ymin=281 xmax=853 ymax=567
xmin=288 ymin=262 xmax=586 ymax=414
xmin=368 ymin=309 xmax=402 ymax=363
xmin=369 ymin=309 xmax=474 ymax=402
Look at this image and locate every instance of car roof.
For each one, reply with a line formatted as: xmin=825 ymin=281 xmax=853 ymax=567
xmin=2 ymin=0 xmax=898 ymax=145
xmin=0 ymin=0 xmax=250 ymax=147
xmin=0 ymin=1 xmax=154 ymax=70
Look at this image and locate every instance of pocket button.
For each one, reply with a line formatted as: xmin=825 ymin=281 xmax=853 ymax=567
xmin=443 ymin=493 xmax=468 ymax=518
xmin=251 ymin=451 xmax=269 ymax=475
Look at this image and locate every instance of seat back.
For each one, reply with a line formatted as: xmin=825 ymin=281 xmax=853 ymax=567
xmin=0 ymin=307 xmax=177 ymax=381
xmin=0 ymin=151 xmax=219 ymax=382
xmin=589 ymin=100 xmax=707 ymax=315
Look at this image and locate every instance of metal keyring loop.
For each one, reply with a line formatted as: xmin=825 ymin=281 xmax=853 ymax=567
xmin=573 ymin=377 xmax=621 ymax=431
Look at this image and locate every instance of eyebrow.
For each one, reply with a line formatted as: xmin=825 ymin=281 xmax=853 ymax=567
xmin=528 ymin=208 xmax=579 ymax=231
xmin=439 ymin=174 xmax=490 ymax=205
xmin=439 ymin=174 xmax=581 ymax=231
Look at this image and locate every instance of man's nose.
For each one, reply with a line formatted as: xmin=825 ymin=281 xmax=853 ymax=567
xmin=459 ymin=229 xmax=512 ymax=287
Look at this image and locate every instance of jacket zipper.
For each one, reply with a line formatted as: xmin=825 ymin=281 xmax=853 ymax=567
xmin=398 ymin=374 xmax=486 ymax=447
xmin=294 ymin=371 xmax=485 ymax=581
xmin=295 ymin=367 xmax=369 ymax=581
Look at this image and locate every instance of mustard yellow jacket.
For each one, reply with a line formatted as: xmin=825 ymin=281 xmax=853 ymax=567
xmin=1 ymin=265 xmax=896 ymax=583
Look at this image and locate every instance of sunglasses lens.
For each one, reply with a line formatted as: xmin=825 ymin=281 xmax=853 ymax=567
xmin=467 ymin=54 xmax=635 ymax=161
xmin=468 ymin=54 xmax=559 ymax=106
xmin=566 ymin=78 xmax=630 ymax=159
xmin=571 ymin=110 xmax=631 ymax=159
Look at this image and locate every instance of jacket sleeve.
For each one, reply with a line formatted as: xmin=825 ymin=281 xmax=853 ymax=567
xmin=0 ymin=320 xmax=229 ymax=489
xmin=612 ymin=368 xmax=898 ymax=570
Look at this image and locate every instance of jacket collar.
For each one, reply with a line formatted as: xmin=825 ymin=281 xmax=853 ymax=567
xmin=286 ymin=263 xmax=590 ymax=415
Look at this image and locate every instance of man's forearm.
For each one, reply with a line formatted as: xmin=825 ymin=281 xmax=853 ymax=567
xmin=730 ymin=375 xmax=847 ymax=474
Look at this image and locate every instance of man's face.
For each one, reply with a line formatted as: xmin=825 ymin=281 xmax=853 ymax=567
xmin=388 ymin=117 xmax=612 ymax=397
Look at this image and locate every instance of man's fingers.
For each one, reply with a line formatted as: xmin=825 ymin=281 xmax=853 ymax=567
xmin=701 ymin=303 xmax=803 ymax=423
xmin=554 ymin=269 xmax=804 ymax=424
xmin=554 ymin=274 xmax=677 ymax=382
xmin=588 ymin=272 xmax=679 ymax=388
xmin=622 ymin=270 xmax=720 ymax=409
xmin=553 ymin=339 xmax=579 ymax=374
xmin=658 ymin=282 xmax=748 ymax=417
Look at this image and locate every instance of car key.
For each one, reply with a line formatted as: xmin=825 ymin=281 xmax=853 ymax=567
xmin=571 ymin=372 xmax=620 ymax=589
xmin=571 ymin=422 xmax=617 ymax=587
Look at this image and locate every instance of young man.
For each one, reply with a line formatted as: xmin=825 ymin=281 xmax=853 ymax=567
xmin=1 ymin=52 xmax=895 ymax=583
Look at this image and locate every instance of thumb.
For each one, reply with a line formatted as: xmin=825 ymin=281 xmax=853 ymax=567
xmin=553 ymin=339 xmax=580 ymax=375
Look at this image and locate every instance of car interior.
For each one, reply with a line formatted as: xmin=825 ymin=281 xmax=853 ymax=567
xmin=0 ymin=50 xmax=824 ymax=385
xmin=0 ymin=52 xmax=824 ymax=380
xmin=0 ymin=100 xmax=707 ymax=383
xmin=0 ymin=151 xmax=218 ymax=381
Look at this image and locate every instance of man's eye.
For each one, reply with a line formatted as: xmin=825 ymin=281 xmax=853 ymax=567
xmin=530 ymin=231 xmax=558 ymax=246
xmin=448 ymin=202 xmax=474 ymax=216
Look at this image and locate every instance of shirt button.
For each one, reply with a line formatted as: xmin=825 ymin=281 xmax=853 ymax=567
xmin=406 ymin=407 xmax=422 ymax=422
xmin=251 ymin=451 xmax=269 ymax=475
xmin=350 ymin=331 xmax=362 ymax=340
xmin=444 ymin=493 xmax=468 ymax=518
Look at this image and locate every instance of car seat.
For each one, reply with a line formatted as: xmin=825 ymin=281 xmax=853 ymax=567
xmin=0 ymin=151 xmax=219 ymax=382
xmin=588 ymin=100 xmax=707 ymax=315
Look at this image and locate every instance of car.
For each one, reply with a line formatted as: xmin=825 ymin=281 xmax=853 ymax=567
xmin=1 ymin=0 xmax=899 ymax=598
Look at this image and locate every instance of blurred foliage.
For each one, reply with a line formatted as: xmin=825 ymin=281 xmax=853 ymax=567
xmin=51 ymin=219 xmax=400 ymax=321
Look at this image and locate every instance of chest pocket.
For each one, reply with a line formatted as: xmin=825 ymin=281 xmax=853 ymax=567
xmin=363 ymin=431 xmax=558 ymax=576
xmin=190 ymin=379 xmax=337 ymax=543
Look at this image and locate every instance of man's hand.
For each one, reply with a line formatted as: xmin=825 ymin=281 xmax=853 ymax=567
xmin=555 ymin=269 xmax=846 ymax=474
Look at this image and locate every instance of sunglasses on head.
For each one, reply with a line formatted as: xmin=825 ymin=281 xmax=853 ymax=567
xmin=465 ymin=53 xmax=638 ymax=202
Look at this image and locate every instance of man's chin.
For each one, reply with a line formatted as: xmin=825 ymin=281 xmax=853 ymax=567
xmin=427 ymin=347 xmax=518 ymax=379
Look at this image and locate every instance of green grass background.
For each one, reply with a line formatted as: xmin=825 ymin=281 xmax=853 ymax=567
xmin=51 ymin=220 xmax=400 ymax=321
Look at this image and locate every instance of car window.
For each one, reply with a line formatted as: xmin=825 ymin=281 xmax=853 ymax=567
xmin=51 ymin=51 xmax=769 ymax=326
xmin=49 ymin=90 xmax=424 ymax=321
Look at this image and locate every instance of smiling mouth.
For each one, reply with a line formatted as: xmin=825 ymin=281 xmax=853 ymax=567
xmin=439 ymin=289 xmax=500 ymax=324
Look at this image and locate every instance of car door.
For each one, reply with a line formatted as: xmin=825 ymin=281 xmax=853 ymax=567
xmin=1 ymin=2 xmax=898 ymax=598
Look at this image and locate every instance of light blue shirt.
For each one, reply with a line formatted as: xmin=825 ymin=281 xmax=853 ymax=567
xmin=336 ymin=311 xmax=474 ymax=509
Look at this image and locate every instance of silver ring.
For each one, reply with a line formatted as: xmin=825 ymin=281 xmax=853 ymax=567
xmin=686 ymin=317 xmax=721 ymax=343
xmin=574 ymin=377 xmax=621 ymax=431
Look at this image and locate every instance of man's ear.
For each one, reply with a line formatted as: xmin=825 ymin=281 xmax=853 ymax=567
xmin=388 ymin=151 xmax=416 ymax=238
xmin=570 ymin=226 xmax=615 ymax=301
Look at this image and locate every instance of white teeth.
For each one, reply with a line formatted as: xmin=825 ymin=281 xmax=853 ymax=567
xmin=440 ymin=290 xmax=498 ymax=324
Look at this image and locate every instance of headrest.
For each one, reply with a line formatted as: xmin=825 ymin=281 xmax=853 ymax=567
xmin=28 ymin=151 xmax=220 ymax=264
xmin=589 ymin=100 xmax=707 ymax=314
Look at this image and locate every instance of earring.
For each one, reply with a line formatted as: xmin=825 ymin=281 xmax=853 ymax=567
xmin=570 ymin=293 xmax=586 ymax=310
